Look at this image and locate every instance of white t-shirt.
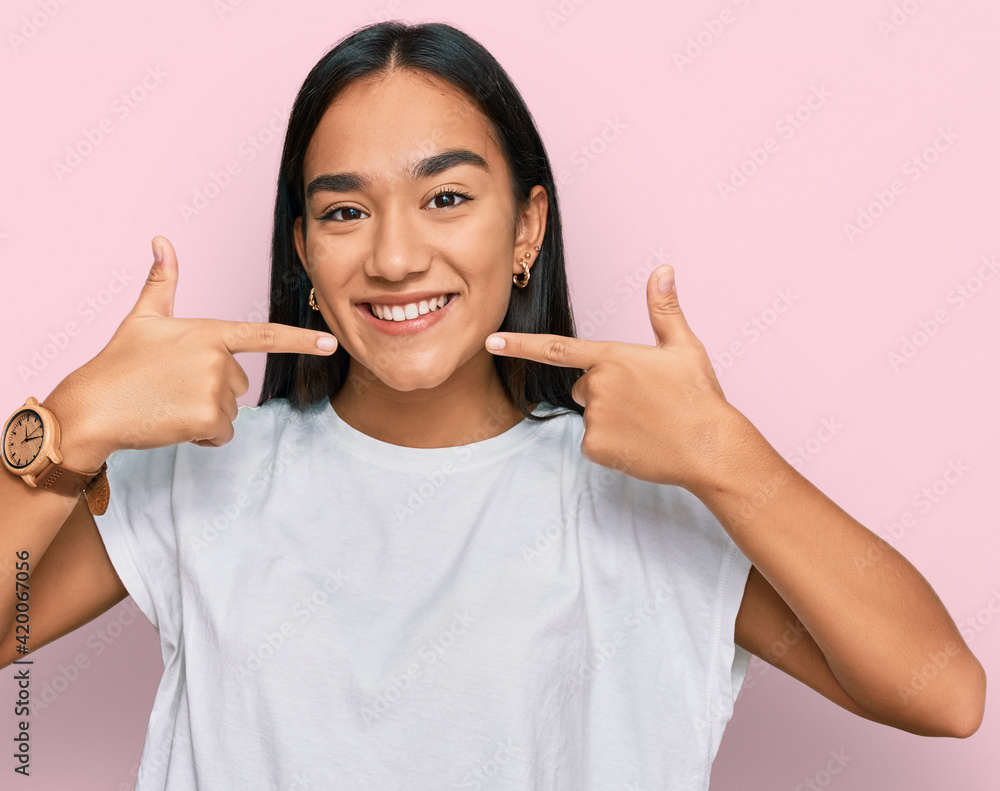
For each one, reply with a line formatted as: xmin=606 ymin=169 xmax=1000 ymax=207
xmin=93 ymin=397 xmax=753 ymax=791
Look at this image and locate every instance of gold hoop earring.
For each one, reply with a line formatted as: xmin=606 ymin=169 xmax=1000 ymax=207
xmin=513 ymin=245 xmax=541 ymax=288
xmin=309 ymin=287 xmax=320 ymax=311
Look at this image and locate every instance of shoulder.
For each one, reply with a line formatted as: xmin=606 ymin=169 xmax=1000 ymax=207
xmin=106 ymin=397 xmax=306 ymax=480
xmin=534 ymin=404 xmax=713 ymax=515
xmin=529 ymin=402 xmax=585 ymax=444
xmin=520 ymin=403 xmax=588 ymax=469
xmin=545 ymin=410 xmax=732 ymax=548
xmin=233 ymin=396 xmax=296 ymax=431
xmin=229 ymin=396 xmax=322 ymax=449
xmin=188 ymin=396 xmax=317 ymax=467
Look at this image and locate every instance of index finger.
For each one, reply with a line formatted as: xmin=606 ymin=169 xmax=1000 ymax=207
xmin=217 ymin=320 xmax=338 ymax=355
xmin=485 ymin=332 xmax=599 ymax=370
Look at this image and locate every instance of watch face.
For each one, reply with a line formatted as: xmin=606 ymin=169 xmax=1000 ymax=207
xmin=4 ymin=409 xmax=45 ymax=470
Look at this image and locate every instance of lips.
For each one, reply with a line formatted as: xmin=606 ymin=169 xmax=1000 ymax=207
xmin=365 ymin=293 xmax=456 ymax=321
xmin=356 ymin=293 xmax=459 ymax=336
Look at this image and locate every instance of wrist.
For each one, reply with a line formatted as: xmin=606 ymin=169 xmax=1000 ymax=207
xmin=41 ymin=386 xmax=113 ymax=472
xmin=685 ymin=405 xmax=775 ymax=500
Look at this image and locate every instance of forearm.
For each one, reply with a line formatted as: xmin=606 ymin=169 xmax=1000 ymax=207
xmin=0 ymin=384 xmax=112 ymax=642
xmin=689 ymin=407 xmax=986 ymax=736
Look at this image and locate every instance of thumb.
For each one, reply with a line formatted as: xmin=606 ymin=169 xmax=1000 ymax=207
xmin=646 ymin=265 xmax=692 ymax=346
xmin=130 ymin=236 xmax=178 ymax=318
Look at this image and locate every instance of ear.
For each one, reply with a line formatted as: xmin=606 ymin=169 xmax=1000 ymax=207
xmin=293 ymin=216 xmax=308 ymax=274
xmin=512 ymin=185 xmax=548 ymax=269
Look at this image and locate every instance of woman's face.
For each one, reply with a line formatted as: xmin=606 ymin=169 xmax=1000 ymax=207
xmin=293 ymin=69 xmax=546 ymax=393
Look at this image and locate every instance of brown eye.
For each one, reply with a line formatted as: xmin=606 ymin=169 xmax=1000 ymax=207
xmin=426 ymin=189 xmax=473 ymax=210
xmin=319 ymin=206 xmax=367 ymax=222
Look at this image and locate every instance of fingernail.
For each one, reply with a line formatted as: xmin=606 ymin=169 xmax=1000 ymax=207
xmin=657 ymin=267 xmax=674 ymax=294
xmin=317 ymin=336 xmax=336 ymax=351
xmin=152 ymin=239 xmax=163 ymax=264
xmin=486 ymin=334 xmax=506 ymax=350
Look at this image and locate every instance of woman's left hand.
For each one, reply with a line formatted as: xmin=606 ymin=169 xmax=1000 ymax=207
xmin=485 ymin=265 xmax=743 ymax=492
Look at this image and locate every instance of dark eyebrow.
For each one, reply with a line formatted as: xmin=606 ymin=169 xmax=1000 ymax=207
xmin=305 ymin=148 xmax=490 ymax=202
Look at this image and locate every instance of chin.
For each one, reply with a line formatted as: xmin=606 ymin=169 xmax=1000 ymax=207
xmin=356 ymin=351 xmax=455 ymax=392
xmin=377 ymin=368 xmax=454 ymax=392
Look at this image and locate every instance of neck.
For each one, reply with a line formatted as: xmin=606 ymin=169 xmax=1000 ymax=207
xmin=330 ymin=348 xmax=535 ymax=448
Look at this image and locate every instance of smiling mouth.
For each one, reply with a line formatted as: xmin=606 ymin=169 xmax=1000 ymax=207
xmin=362 ymin=293 xmax=459 ymax=322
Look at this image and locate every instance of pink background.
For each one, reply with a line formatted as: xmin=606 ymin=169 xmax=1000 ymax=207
xmin=2 ymin=1 xmax=998 ymax=788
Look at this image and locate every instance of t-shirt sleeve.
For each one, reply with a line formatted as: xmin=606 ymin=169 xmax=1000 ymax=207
xmin=626 ymin=479 xmax=754 ymax=761
xmin=91 ymin=445 xmax=182 ymax=642
xmin=708 ymin=518 xmax=754 ymax=756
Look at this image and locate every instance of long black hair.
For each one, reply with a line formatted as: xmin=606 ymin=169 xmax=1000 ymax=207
xmin=257 ymin=20 xmax=584 ymax=422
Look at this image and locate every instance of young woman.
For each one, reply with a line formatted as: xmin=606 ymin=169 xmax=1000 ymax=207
xmin=0 ymin=19 xmax=985 ymax=791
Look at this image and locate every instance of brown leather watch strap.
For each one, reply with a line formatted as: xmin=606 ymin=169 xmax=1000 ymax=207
xmin=84 ymin=464 xmax=110 ymax=516
xmin=35 ymin=461 xmax=110 ymax=516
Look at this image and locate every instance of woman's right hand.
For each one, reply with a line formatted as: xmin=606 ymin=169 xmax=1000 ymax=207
xmin=42 ymin=236 xmax=338 ymax=471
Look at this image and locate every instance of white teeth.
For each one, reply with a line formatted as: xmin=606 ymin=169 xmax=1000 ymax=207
xmin=370 ymin=294 xmax=452 ymax=322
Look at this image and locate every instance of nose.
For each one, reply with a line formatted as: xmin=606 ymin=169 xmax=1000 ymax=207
xmin=363 ymin=201 xmax=432 ymax=282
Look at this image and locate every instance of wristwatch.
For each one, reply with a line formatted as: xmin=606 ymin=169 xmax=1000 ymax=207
xmin=2 ymin=397 xmax=110 ymax=516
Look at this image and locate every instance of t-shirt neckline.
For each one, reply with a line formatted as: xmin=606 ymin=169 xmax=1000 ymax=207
xmin=313 ymin=397 xmax=565 ymax=473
